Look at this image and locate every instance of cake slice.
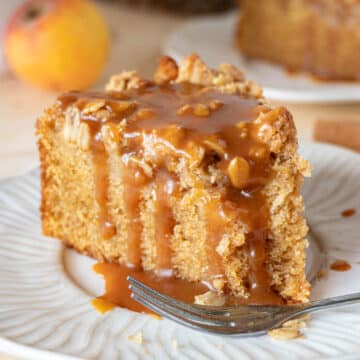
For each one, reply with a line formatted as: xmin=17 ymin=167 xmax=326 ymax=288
xmin=237 ymin=0 xmax=360 ymax=81
xmin=36 ymin=54 xmax=310 ymax=304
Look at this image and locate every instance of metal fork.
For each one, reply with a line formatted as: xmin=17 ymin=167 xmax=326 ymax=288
xmin=128 ymin=276 xmax=360 ymax=336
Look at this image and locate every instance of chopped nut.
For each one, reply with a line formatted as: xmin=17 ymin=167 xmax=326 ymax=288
xmin=154 ymin=56 xmax=178 ymax=84
xmin=208 ymin=100 xmax=224 ymax=111
xmin=95 ymin=109 xmax=111 ymax=121
xmin=129 ymin=157 xmax=153 ymax=178
xmin=177 ymin=54 xmax=214 ymax=85
xmin=82 ymin=99 xmax=106 ymax=115
xmin=268 ymin=328 xmax=303 ymax=340
xmin=106 ymin=71 xmax=149 ymax=92
xmin=77 ymin=122 xmax=90 ymax=151
xmin=176 ymin=104 xmax=193 ymax=116
xmin=64 ymin=106 xmax=81 ymax=143
xmin=194 ymin=291 xmax=225 ymax=306
xmin=212 ymin=278 xmax=225 ymax=292
xmin=227 ymin=156 xmax=250 ymax=188
xmin=136 ymin=108 xmax=155 ymax=120
xmin=101 ymin=124 xmax=120 ymax=151
xmin=193 ymin=104 xmax=210 ymax=117
xmin=109 ymin=101 xmax=136 ymax=114
xmin=127 ymin=332 xmax=143 ymax=344
xmin=203 ymin=138 xmax=226 ymax=156
xmin=248 ymin=146 xmax=267 ymax=159
xmin=216 ymin=236 xmax=231 ymax=257
xmin=218 ymin=63 xmax=245 ymax=82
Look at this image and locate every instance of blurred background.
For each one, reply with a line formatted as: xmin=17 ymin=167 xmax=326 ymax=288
xmin=0 ymin=0 xmax=359 ymax=180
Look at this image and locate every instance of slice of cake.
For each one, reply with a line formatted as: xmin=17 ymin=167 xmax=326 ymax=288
xmin=237 ymin=0 xmax=360 ymax=81
xmin=36 ymin=54 xmax=310 ymax=304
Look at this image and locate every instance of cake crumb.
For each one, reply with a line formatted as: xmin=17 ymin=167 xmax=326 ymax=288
xmin=127 ymin=332 xmax=143 ymax=344
xmin=268 ymin=314 xmax=310 ymax=340
xmin=268 ymin=328 xmax=303 ymax=340
xmin=194 ymin=291 xmax=225 ymax=306
xmin=172 ymin=339 xmax=178 ymax=351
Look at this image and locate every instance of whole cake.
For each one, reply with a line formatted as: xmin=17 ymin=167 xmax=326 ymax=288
xmin=237 ymin=0 xmax=360 ymax=81
xmin=36 ymin=54 xmax=310 ymax=304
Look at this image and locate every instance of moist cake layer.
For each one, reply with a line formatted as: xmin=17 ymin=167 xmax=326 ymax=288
xmin=37 ymin=55 xmax=310 ymax=304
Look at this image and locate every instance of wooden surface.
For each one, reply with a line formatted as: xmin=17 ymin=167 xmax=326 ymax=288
xmin=0 ymin=1 xmax=359 ymax=359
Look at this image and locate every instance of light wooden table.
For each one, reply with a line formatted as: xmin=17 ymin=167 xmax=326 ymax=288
xmin=0 ymin=2 xmax=359 ymax=359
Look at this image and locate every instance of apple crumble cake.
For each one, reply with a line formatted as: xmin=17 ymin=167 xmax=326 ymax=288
xmin=36 ymin=54 xmax=310 ymax=304
xmin=237 ymin=0 xmax=360 ymax=81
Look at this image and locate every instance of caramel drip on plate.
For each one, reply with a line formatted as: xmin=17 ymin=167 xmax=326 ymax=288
xmin=93 ymin=263 xmax=210 ymax=314
xmin=330 ymin=260 xmax=352 ymax=272
xmin=341 ymin=208 xmax=356 ymax=218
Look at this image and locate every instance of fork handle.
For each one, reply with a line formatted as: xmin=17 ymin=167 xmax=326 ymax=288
xmin=301 ymin=292 xmax=360 ymax=315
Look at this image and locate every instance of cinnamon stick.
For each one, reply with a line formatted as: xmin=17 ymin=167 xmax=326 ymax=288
xmin=313 ymin=120 xmax=360 ymax=153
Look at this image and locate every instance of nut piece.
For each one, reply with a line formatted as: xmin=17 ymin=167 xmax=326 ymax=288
xmin=194 ymin=291 xmax=225 ymax=306
xmin=109 ymin=100 xmax=136 ymax=114
xmin=193 ymin=104 xmax=210 ymax=117
xmin=212 ymin=278 xmax=225 ymax=292
xmin=136 ymin=108 xmax=155 ymax=120
xmin=228 ymin=156 xmax=250 ymax=189
xmin=64 ymin=106 xmax=81 ymax=143
xmin=177 ymin=54 xmax=214 ymax=85
xmin=82 ymin=99 xmax=106 ymax=115
xmin=154 ymin=56 xmax=178 ymax=84
xmin=203 ymin=138 xmax=226 ymax=156
xmin=77 ymin=122 xmax=90 ymax=151
xmin=176 ymin=104 xmax=193 ymax=116
xmin=208 ymin=100 xmax=224 ymax=111
xmin=106 ymin=71 xmax=147 ymax=92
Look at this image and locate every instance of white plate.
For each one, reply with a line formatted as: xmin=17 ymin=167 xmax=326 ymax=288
xmin=0 ymin=142 xmax=360 ymax=360
xmin=163 ymin=13 xmax=360 ymax=103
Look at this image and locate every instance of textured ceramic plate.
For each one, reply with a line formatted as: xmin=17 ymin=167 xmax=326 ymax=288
xmin=163 ymin=13 xmax=360 ymax=103
xmin=1 ymin=142 xmax=360 ymax=360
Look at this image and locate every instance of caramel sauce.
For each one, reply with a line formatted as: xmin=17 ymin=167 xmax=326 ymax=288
xmin=341 ymin=208 xmax=356 ymax=218
xmin=122 ymin=160 xmax=148 ymax=266
xmin=92 ymin=262 xmax=210 ymax=314
xmin=154 ymin=170 xmax=178 ymax=270
xmin=86 ymin=121 xmax=117 ymax=240
xmin=58 ymin=81 xmax=283 ymax=308
xmin=330 ymin=260 xmax=352 ymax=272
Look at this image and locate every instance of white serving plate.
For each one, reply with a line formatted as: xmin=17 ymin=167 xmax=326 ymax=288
xmin=163 ymin=13 xmax=360 ymax=104
xmin=0 ymin=142 xmax=360 ymax=359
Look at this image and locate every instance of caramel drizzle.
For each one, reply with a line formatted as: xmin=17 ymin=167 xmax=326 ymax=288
xmin=58 ymin=82 xmax=281 ymax=304
xmin=90 ymin=130 xmax=117 ymax=240
xmin=121 ymin=159 xmax=148 ymax=266
xmin=153 ymin=170 xmax=178 ymax=270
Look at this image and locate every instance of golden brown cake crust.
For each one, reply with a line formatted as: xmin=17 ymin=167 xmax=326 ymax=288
xmin=36 ymin=54 xmax=310 ymax=304
xmin=237 ymin=0 xmax=360 ymax=81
